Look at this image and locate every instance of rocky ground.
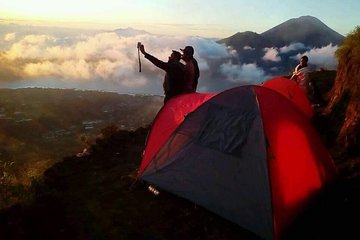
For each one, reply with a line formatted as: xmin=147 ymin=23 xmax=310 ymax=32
xmin=0 ymin=123 xmax=359 ymax=240
xmin=0 ymin=71 xmax=359 ymax=239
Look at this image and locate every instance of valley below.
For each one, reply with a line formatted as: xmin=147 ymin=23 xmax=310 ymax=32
xmin=0 ymin=88 xmax=163 ymax=188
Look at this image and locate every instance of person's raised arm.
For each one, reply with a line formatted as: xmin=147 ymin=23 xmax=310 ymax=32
xmin=139 ymin=44 xmax=146 ymax=55
xmin=140 ymin=44 xmax=168 ymax=71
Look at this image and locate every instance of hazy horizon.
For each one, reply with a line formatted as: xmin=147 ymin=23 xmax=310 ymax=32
xmin=0 ymin=19 xmax=341 ymax=96
xmin=2 ymin=0 xmax=356 ymax=96
xmin=0 ymin=0 xmax=358 ymax=38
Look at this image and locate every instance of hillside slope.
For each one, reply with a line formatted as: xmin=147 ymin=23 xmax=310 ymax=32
xmin=0 ymin=88 xmax=163 ymax=186
xmin=1 ymin=126 xmax=359 ymax=240
xmin=0 ymin=127 xmax=260 ymax=240
xmin=1 ymin=73 xmax=360 ymax=239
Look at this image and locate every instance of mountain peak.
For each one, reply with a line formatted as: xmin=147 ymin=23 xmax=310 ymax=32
xmin=217 ymin=16 xmax=345 ymax=74
xmin=297 ymin=15 xmax=322 ymax=21
xmin=261 ymin=15 xmax=344 ymax=47
xmin=218 ymin=31 xmax=264 ymax=50
xmin=219 ymin=15 xmax=344 ymax=50
xmin=114 ymin=27 xmax=149 ymax=37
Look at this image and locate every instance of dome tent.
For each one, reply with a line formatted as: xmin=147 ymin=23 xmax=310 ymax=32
xmin=262 ymin=77 xmax=314 ymax=118
xmin=138 ymin=85 xmax=337 ymax=240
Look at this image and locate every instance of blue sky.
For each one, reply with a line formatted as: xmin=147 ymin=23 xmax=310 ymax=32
xmin=0 ymin=0 xmax=358 ymax=37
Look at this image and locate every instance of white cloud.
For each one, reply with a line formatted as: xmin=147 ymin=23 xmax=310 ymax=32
xmin=262 ymin=47 xmax=281 ymax=62
xmin=279 ymin=42 xmax=307 ymax=53
xmin=181 ymin=36 xmax=231 ymax=59
xmin=4 ymin=32 xmax=16 ymax=42
xmin=243 ymin=45 xmax=255 ymax=50
xmin=23 ymin=59 xmax=92 ymax=80
xmin=292 ymin=44 xmax=338 ymax=69
xmin=5 ymin=34 xmax=58 ymax=60
xmin=1 ymin=28 xmax=234 ymax=94
xmin=220 ymin=62 xmax=267 ymax=85
xmin=0 ymin=25 xmax=339 ymax=95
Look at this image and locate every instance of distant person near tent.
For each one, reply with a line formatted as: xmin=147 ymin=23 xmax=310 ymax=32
xmin=290 ymin=55 xmax=313 ymax=99
xmin=180 ymin=46 xmax=200 ymax=92
xmin=139 ymin=44 xmax=186 ymax=103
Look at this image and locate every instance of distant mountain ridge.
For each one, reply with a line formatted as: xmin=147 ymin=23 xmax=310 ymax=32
xmin=0 ymin=88 xmax=163 ymax=186
xmin=114 ymin=27 xmax=149 ymax=37
xmin=219 ymin=16 xmax=344 ymax=49
xmin=261 ymin=16 xmax=344 ymax=47
xmin=217 ymin=16 xmax=344 ymax=75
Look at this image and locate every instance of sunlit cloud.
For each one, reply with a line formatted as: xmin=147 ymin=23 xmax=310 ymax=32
xmin=0 ymin=24 xmax=340 ymax=95
xmin=0 ymin=28 xmax=235 ymax=94
xmin=262 ymin=47 xmax=281 ymax=62
xmin=6 ymin=34 xmax=56 ymax=60
xmin=4 ymin=32 xmax=16 ymax=41
xmin=291 ymin=44 xmax=338 ymax=69
xmin=186 ymin=38 xmax=231 ymax=59
xmin=243 ymin=46 xmax=255 ymax=50
xmin=220 ymin=62 xmax=268 ymax=84
xmin=279 ymin=42 xmax=307 ymax=53
xmin=23 ymin=60 xmax=92 ymax=80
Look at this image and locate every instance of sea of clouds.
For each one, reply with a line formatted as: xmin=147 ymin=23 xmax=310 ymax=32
xmin=0 ymin=24 xmax=338 ymax=96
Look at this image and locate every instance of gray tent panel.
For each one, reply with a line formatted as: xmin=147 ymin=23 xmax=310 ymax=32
xmin=142 ymin=86 xmax=274 ymax=239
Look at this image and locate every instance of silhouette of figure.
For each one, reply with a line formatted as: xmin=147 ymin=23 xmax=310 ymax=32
xmin=139 ymin=44 xmax=186 ymax=103
xmin=180 ymin=46 xmax=200 ymax=92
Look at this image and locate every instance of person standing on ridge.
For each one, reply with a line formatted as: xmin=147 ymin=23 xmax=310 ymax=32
xmin=180 ymin=46 xmax=200 ymax=92
xmin=290 ymin=55 xmax=313 ymax=98
xmin=139 ymin=44 xmax=186 ymax=103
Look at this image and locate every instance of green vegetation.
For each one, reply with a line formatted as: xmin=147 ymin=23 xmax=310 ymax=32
xmin=324 ymin=26 xmax=360 ymax=155
xmin=0 ymin=88 xmax=162 ymax=207
xmin=1 ymin=127 xmax=260 ymax=240
xmin=0 ymin=110 xmax=359 ymax=239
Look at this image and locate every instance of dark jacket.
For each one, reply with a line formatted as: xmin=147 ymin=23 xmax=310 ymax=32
xmin=191 ymin=58 xmax=200 ymax=92
xmin=144 ymin=53 xmax=185 ymax=101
